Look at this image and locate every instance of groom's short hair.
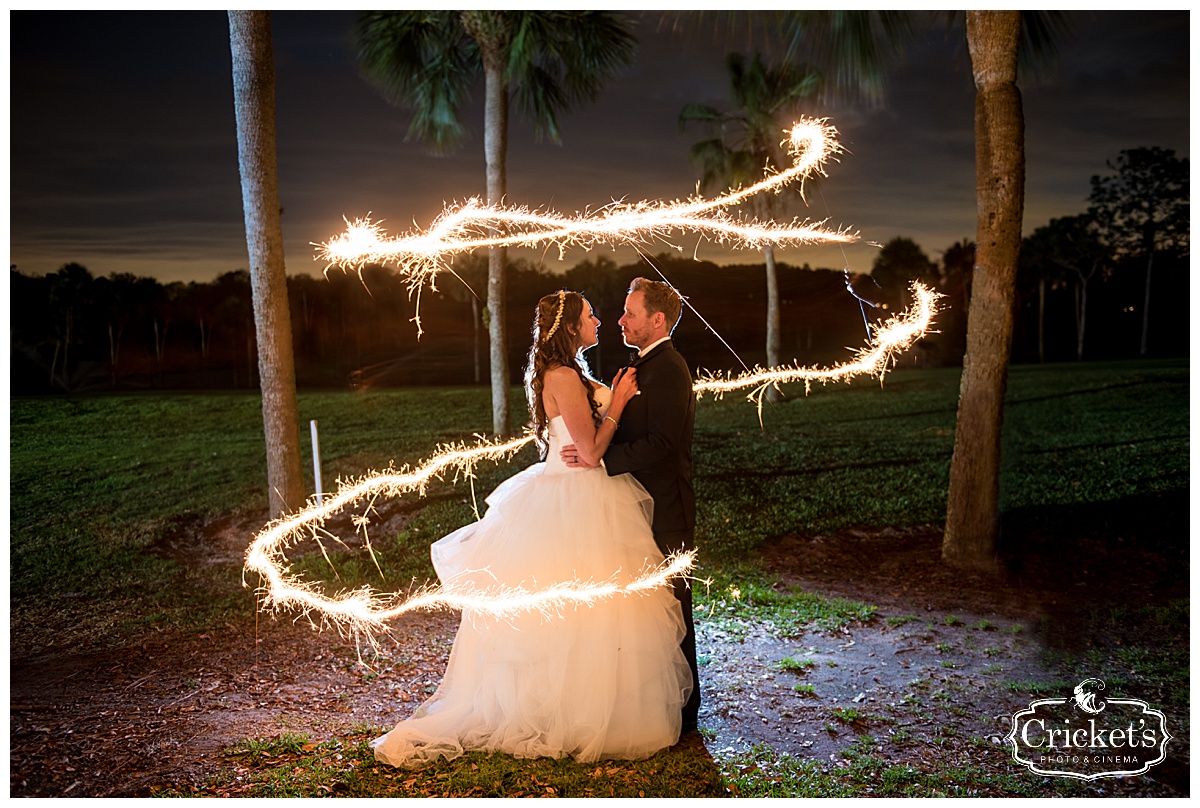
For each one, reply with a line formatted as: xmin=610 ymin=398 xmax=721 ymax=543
xmin=629 ymin=277 xmax=682 ymax=332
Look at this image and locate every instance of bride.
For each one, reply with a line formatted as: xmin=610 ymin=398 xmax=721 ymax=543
xmin=372 ymin=290 xmax=693 ymax=768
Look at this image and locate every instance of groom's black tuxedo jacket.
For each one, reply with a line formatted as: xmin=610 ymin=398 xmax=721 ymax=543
xmin=603 ymin=339 xmax=696 ymax=538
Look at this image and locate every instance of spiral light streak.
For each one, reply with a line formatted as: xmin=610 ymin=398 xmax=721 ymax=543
xmin=695 ymin=282 xmax=941 ymax=408
xmin=251 ymin=117 xmax=941 ymax=637
xmin=245 ymin=286 xmax=937 ymax=635
xmin=244 ymin=433 xmax=535 ymax=634
xmin=247 ymin=484 xmax=692 ymax=636
xmin=316 ymin=118 xmax=854 ymax=297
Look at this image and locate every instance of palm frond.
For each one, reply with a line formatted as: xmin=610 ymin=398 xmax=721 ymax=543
xmin=681 ymin=50 xmax=815 ymax=209
xmin=353 ymin=11 xmax=478 ymax=153
xmin=354 ymin=11 xmax=638 ymax=151
xmin=781 ymin=10 xmax=911 ymax=104
xmin=511 ymin=63 xmax=569 ymax=143
xmin=935 ymin=11 xmax=1072 ymax=80
xmin=507 ymin=11 xmax=636 ymax=142
xmin=1018 ymin=11 xmax=1072 ymax=79
xmin=678 ymin=103 xmax=726 ymax=132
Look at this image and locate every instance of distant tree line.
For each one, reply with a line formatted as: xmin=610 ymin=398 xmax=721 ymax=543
xmin=10 ymin=158 xmax=1188 ymax=398
xmin=10 ymin=255 xmax=924 ymax=394
xmin=1019 ymin=147 xmax=1190 ymax=362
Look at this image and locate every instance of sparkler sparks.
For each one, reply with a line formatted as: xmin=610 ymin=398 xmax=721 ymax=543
xmin=696 ymin=282 xmax=942 ymax=413
xmin=244 ymin=286 xmax=938 ymax=636
xmin=243 ymin=434 xmax=693 ymax=637
xmin=249 ymin=116 xmax=942 ymax=638
xmin=316 ymin=118 xmax=855 ymax=334
xmin=243 ymin=428 xmax=691 ymax=637
xmin=249 ymin=525 xmax=693 ymax=639
xmin=244 ymin=432 xmax=535 ymax=635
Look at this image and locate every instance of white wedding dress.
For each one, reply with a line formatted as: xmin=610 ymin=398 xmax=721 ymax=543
xmin=372 ymin=387 xmax=693 ymax=768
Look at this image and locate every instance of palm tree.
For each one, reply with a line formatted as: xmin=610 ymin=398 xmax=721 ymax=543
xmin=668 ymin=11 xmax=910 ymax=399
xmin=689 ymin=11 xmax=1058 ymax=569
xmin=942 ymin=10 xmax=1068 ymax=569
xmin=942 ymin=11 xmax=1026 ymax=569
xmin=354 ymin=11 xmax=636 ymax=437
xmin=229 ymin=10 xmax=305 ymax=518
xmin=679 ymin=52 xmax=820 ymax=400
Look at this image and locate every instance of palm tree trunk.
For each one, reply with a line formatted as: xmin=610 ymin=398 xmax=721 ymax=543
xmin=229 ymin=10 xmax=305 ymax=518
xmin=943 ymin=11 xmax=1025 ymax=570
xmin=1140 ymin=251 xmax=1153 ymax=356
xmin=764 ymin=243 xmax=782 ymax=403
xmin=482 ymin=49 xmax=510 ymax=437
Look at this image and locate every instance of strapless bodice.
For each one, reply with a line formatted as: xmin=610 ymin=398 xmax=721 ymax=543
xmin=544 ymin=385 xmax=611 ymax=475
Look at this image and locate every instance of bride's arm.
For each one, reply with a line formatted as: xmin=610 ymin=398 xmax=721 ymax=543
xmin=545 ymin=366 xmax=637 ymax=467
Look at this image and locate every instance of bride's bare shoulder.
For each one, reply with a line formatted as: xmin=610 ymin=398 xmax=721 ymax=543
xmin=542 ymin=365 xmax=577 ymax=384
xmin=544 ymin=366 xmax=607 ymax=396
xmin=543 ymin=366 xmax=584 ymax=396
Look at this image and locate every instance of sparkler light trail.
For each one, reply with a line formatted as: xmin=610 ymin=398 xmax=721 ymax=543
xmin=695 ymin=282 xmax=942 ymax=412
xmin=244 ymin=285 xmax=938 ymax=636
xmin=246 ymin=460 xmax=694 ymax=636
xmin=316 ymin=118 xmax=855 ymax=334
xmin=249 ymin=116 xmax=942 ymax=638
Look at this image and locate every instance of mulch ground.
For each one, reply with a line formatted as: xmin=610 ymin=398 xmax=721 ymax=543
xmin=10 ymin=501 xmax=1190 ymax=797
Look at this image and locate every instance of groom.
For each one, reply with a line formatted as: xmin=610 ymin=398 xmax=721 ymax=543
xmin=564 ymin=277 xmax=700 ymax=734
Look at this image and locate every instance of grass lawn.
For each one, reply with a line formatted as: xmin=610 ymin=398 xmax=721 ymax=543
xmin=9 ymin=358 xmax=1189 ymax=796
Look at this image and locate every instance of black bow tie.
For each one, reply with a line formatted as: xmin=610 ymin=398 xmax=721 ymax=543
xmin=629 ymin=351 xmax=642 ymax=366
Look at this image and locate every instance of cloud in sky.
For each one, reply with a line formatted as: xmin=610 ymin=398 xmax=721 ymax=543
xmin=9 ymin=10 xmax=1189 ymax=284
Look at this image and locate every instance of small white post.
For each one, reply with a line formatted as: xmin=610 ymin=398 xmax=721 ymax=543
xmin=310 ymin=419 xmax=324 ymax=506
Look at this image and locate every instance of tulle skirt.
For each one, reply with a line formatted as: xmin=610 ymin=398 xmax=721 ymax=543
xmin=371 ymin=462 xmax=692 ymax=768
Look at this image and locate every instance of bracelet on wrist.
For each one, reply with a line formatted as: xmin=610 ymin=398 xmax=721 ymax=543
xmin=605 ymin=415 xmax=619 ymax=428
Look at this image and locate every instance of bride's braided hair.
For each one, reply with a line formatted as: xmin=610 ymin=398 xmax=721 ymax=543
xmin=524 ymin=290 xmax=601 ymax=458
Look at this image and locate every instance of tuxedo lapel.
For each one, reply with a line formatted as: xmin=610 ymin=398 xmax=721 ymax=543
xmin=631 ymin=340 xmax=672 ymax=368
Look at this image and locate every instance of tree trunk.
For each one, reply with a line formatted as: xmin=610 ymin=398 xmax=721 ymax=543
xmin=482 ymin=49 xmax=510 ymax=437
xmin=943 ymin=11 xmax=1025 ymax=570
xmin=471 ymin=296 xmax=482 ymax=385
xmin=229 ymin=10 xmax=304 ymax=518
xmin=764 ymin=243 xmax=782 ymax=403
xmin=50 ymin=339 xmax=60 ymax=388
xmin=108 ymin=323 xmax=118 ymax=387
xmin=62 ymin=310 xmax=72 ymax=390
xmin=1036 ymin=276 xmax=1045 ymax=363
xmin=154 ymin=320 xmax=169 ymax=366
xmin=1140 ymin=251 xmax=1154 ymax=356
xmin=1075 ymin=277 xmax=1088 ymax=361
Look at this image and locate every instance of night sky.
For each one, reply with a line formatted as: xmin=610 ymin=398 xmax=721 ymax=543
xmin=9 ymin=10 xmax=1191 ymax=285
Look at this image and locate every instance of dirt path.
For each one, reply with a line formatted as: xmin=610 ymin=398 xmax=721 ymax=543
xmin=9 ymin=522 xmax=1189 ymax=797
